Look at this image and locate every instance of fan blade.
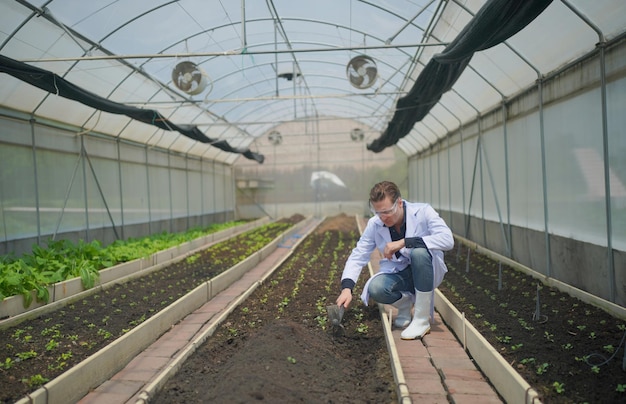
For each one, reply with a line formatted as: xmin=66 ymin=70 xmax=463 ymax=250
xmin=351 ymin=59 xmax=367 ymax=70
xmin=350 ymin=74 xmax=364 ymax=87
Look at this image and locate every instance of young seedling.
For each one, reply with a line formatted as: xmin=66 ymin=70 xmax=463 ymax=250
xmin=536 ymin=362 xmax=549 ymax=375
xmin=553 ymin=382 xmax=565 ymax=394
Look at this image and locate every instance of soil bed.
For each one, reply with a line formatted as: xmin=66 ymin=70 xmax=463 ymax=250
xmin=439 ymin=243 xmax=626 ymax=403
xmin=0 ymin=216 xmax=302 ymax=404
xmin=153 ymin=214 xmax=397 ymax=403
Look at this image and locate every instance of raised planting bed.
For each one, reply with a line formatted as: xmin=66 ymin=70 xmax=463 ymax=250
xmin=438 ymin=240 xmax=626 ymax=403
xmin=0 ymin=215 xmax=306 ymax=403
xmin=150 ymin=214 xmax=398 ymax=403
xmin=0 ymin=217 xmax=270 ymax=320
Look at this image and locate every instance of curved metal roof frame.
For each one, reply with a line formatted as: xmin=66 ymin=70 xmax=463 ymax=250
xmin=0 ymin=0 xmax=439 ymax=164
xmin=397 ymin=0 xmax=626 ymax=156
xmin=1 ymin=1 xmax=625 ymax=164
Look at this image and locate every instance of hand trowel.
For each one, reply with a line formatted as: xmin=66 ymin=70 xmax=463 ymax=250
xmin=326 ymin=304 xmax=345 ymax=336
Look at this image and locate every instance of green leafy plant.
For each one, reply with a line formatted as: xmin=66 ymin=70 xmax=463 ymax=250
xmin=553 ymin=381 xmax=565 ymax=394
xmin=0 ymin=220 xmax=250 ymax=306
xmin=1 ymin=357 xmax=14 ymax=370
xmin=21 ymin=374 xmax=49 ymax=388
xmin=536 ymin=362 xmax=549 ymax=375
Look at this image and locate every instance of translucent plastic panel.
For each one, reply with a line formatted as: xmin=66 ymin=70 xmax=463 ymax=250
xmin=506 ymin=2 xmax=599 ymax=76
xmin=200 ymin=146 xmax=223 ymax=163
xmin=469 ymin=47 xmax=534 ymax=98
xmin=48 ymin=0 xmax=176 ymax=43
xmin=8 ymin=19 xmax=69 ymax=59
xmin=34 ymin=148 xmax=87 ymax=236
xmin=0 ymin=143 xmax=37 ymax=240
xmin=438 ymin=91 xmax=479 ymax=128
xmin=407 ymin=158 xmax=419 ymax=200
xmin=0 ymin=1 xmax=31 ymax=42
xmin=463 ymin=137 xmax=482 ymax=218
xmin=480 ymin=127 xmax=508 ymax=225
xmin=186 ymin=166 xmax=203 ymax=216
xmin=571 ymin=0 xmax=626 ymax=40
xmin=201 ymin=160 xmax=217 ymax=214
xmin=151 ymin=132 xmax=182 ymax=150
xmin=448 ymin=141 xmax=465 ymax=214
xmin=507 ymin=113 xmax=544 ymax=230
xmin=119 ymin=121 xmax=162 ymax=145
xmin=97 ymin=3 xmax=197 ymax=55
xmin=397 ymin=138 xmax=417 ymax=157
xmin=170 ymin=168 xmax=189 ymax=219
xmin=169 ymin=106 xmax=206 ymax=125
xmin=544 ymin=89 xmax=606 ymax=245
xmin=146 ymin=164 xmax=171 ymax=221
xmin=438 ymin=144 xmax=452 ymax=216
xmin=86 ymin=157 xmax=123 ymax=231
xmin=163 ymin=136 xmax=197 ymax=155
xmin=432 ymin=153 xmax=449 ymax=209
xmin=212 ymin=166 xmax=227 ymax=211
xmin=0 ymin=75 xmax=45 ymax=118
xmin=418 ymin=155 xmax=433 ymax=203
xmin=68 ymin=59 xmax=132 ymax=96
xmin=606 ymin=76 xmax=626 ymax=250
xmin=451 ymin=67 xmax=503 ymax=116
xmin=37 ymin=101 xmax=118 ymax=134
xmin=119 ymin=162 xmax=150 ymax=226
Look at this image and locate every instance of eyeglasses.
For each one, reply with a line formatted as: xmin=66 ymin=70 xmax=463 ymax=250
xmin=370 ymin=199 xmax=399 ymax=217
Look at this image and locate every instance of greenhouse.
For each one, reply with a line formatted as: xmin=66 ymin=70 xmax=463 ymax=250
xmin=1 ymin=0 xmax=626 ymax=403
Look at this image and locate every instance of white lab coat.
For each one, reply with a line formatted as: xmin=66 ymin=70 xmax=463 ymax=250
xmin=341 ymin=201 xmax=454 ymax=306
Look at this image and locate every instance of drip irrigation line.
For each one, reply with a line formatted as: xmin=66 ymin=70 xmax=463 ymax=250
xmin=584 ymin=328 xmax=626 ymax=369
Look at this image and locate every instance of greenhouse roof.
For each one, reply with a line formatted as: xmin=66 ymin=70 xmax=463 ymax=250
xmin=1 ymin=0 xmax=624 ymax=164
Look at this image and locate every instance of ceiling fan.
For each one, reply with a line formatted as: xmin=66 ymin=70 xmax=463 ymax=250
xmin=171 ymin=61 xmax=211 ymax=95
xmin=346 ymin=55 xmax=378 ymax=90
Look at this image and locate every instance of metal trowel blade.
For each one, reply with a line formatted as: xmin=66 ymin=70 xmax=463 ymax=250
xmin=326 ymin=304 xmax=345 ymax=335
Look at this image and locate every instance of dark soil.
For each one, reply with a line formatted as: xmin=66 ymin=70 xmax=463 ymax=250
xmin=152 ymin=214 xmax=397 ymax=403
xmin=0 ymin=215 xmax=302 ymax=403
xmin=0 ymin=214 xmax=396 ymax=404
xmin=438 ymin=244 xmax=626 ymax=403
xmin=5 ymin=213 xmax=621 ymax=404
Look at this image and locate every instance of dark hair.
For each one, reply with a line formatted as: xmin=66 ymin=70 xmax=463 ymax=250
xmin=369 ymin=181 xmax=401 ymax=203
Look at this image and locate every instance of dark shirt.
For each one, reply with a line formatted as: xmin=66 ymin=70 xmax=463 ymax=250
xmin=387 ymin=201 xmax=406 ymax=258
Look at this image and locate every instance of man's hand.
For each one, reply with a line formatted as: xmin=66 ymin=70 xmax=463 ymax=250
xmin=336 ymin=288 xmax=353 ymax=309
xmin=383 ymin=239 xmax=404 ymax=259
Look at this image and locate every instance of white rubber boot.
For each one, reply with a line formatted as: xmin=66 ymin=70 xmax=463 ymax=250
xmin=401 ymin=290 xmax=432 ymax=340
xmin=392 ymin=292 xmax=414 ymax=328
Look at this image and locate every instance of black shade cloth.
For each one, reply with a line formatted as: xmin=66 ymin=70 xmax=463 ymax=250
xmin=368 ymin=0 xmax=553 ymax=153
xmin=0 ymin=54 xmax=264 ymax=164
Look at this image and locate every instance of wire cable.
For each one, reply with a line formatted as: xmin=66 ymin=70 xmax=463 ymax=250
xmin=584 ymin=328 xmax=626 ymax=369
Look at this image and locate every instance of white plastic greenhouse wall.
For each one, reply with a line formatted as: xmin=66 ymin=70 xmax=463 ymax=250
xmin=1 ymin=0 xmax=625 ymax=307
xmin=409 ymin=38 xmax=626 ymax=306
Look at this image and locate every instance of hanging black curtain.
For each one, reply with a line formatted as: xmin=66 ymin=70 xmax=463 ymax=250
xmin=367 ymin=0 xmax=553 ymax=153
xmin=0 ymin=54 xmax=264 ymax=164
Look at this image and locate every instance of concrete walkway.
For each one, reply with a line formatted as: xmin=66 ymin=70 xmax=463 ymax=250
xmin=78 ymin=224 xmax=502 ymax=404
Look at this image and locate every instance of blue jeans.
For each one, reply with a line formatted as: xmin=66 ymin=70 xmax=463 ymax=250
xmin=367 ymin=248 xmax=434 ymax=304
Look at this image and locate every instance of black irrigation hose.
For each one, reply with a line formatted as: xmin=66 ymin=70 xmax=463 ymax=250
xmin=584 ymin=328 xmax=626 ymax=371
